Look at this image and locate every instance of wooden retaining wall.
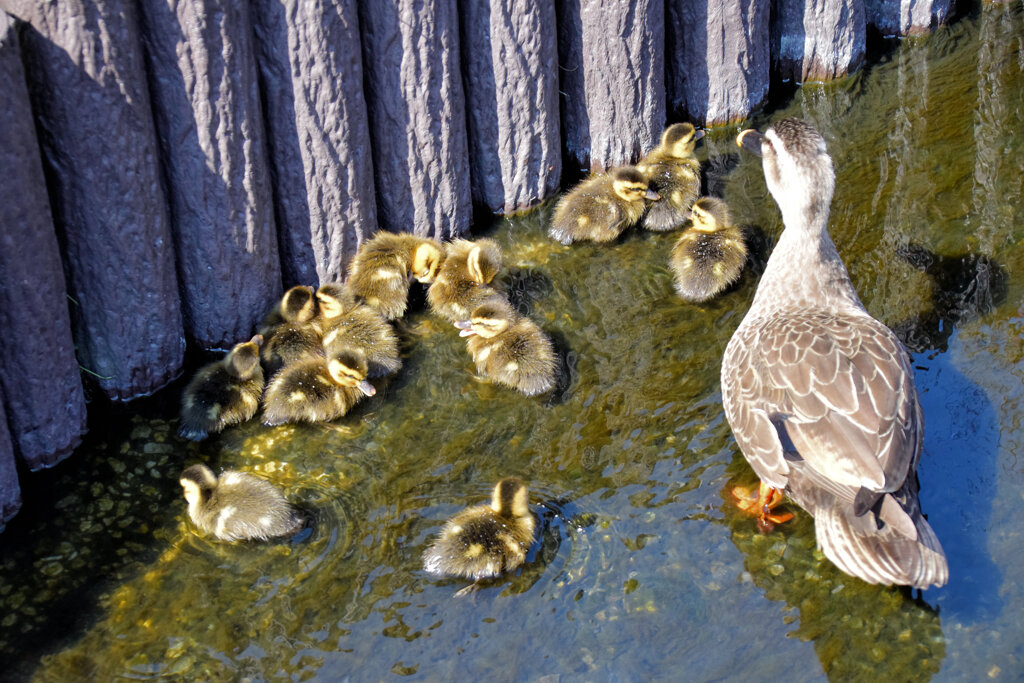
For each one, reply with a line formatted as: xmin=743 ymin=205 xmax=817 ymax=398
xmin=0 ymin=0 xmax=952 ymax=524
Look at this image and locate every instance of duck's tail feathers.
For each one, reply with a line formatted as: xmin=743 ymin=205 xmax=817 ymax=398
xmin=815 ymin=501 xmax=948 ymax=589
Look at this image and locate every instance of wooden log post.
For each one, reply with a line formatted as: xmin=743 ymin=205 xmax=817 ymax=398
xmin=667 ymin=0 xmax=770 ymax=126
xmin=0 ymin=389 xmax=21 ymax=530
xmin=8 ymin=0 xmax=185 ymax=400
xmin=459 ymin=0 xmax=561 ymax=213
xmin=0 ymin=11 xmax=88 ymax=468
xmin=865 ymin=0 xmax=951 ymax=36
xmin=771 ymin=0 xmax=866 ymax=83
xmin=138 ymin=0 xmax=282 ymax=347
xmin=357 ymin=0 xmax=471 ymax=240
xmin=250 ymin=0 xmax=377 ymax=287
xmin=557 ymin=0 xmax=665 ymax=171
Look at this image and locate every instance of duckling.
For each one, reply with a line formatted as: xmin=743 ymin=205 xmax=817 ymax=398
xmin=346 ymin=232 xmax=444 ymax=320
xmin=316 ymin=283 xmax=401 ymax=378
xmin=422 ymin=477 xmax=536 ymax=596
xmin=261 ymin=285 xmax=323 ymax=378
xmin=636 ymin=122 xmax=704 ymax=231
xmin=454 ymin=297 xmax=556 ymax=396
xmin=670 ymin=197 xmax=747 ymax=302
xmin=548 ymin=166 xmax=659 ymax=245
xmin=262 ymin=348 xmax=376 ymax=426
xmin=179 ymin=464 xmax=304 ymax=542
xmin=426 ymin=238 xmax=504 ymax=323
xmin=178 ymin=335 xmax=265 ymax=441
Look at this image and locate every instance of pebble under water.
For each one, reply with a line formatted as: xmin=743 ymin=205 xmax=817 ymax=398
xmin=1 ymin=5 xmax=1023 ymax=681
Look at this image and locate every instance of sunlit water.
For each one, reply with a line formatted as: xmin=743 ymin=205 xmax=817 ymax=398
xmin=1 ymin=5 xmax=1022 ymax=680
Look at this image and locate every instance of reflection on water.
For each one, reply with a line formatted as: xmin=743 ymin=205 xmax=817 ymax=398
xmin=1 ymin=4 xmax=1022 ymax=680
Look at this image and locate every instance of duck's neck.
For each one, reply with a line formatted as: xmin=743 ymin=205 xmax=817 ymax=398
xmin=753 ymin=200 xmax=863 ymax=313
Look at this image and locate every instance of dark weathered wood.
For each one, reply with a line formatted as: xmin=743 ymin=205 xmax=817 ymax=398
xmin=357 ymin=0 xmax=471 ymax=239
xmin=250 ymin=0 xmax=376 ymax=287
xmin=557 ymin=0 xmax=665 ymax=171
xmin=667 ymin=0 xmax=770 ymax=125
xmin=9 ymin=0 xmax=185 ymax=400
xmin=0 ymin=389 xmax=21 ymax=530
xmin=138 ymin=0 xmax=281 ymax=347
xmin=772 ymin=0 xmax=866 ymax=82
xmin=0 ymin=11 xmax=88 ymax=468
xmin=865 ymin=0 xmax=951 ymax=35
xmin=459 ymin=0 xmax=561 ymax=213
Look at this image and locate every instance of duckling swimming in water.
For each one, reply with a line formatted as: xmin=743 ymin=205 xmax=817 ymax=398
xmin=422 ymin=477 xmax=536 ymax=596
xmin=262 ymin=348 xmax=376 ymax=426
xmin=179 ymin=464 xmax=304 ymax=542
xmin=316 ymin=283 xmax=401 ymax=378
xmin=548 ymin=166 xmax=659 ymax=245
xmin=670 ymin=197 xmax=747 ymax=302
xmin=178 ymin=335 xmax=265 ymax=441
xmin=347 ymin=232 xmax=444 ymax=320
xmin=454 ymin=297 xmax=556 ymax=396
xmin=636 ymin=122 xmax=704 ymax=232
xmin=261 ymin=285 xmax=323 ymax=378
xmin=427 ymin=238 xmax=504 ymax=323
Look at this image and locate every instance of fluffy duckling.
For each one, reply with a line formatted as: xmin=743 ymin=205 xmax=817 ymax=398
xmin=426 ymin=238 xmax=504 ymax=323
xmin=316 ymin=283 xmax=401 ymax=378
xmin=548 ymin=166 xmax=659 ymax=245
xmin=636 ymin=122 xmax=704 ymax=232
xmin=179 ymin=464 xmax=304 ymax=542
xmin=346 ymin=232 xmax=444 ymax=320
xmin=454 ymin=297 xmax=556 ymax=396
xmin=670 ymin=197 xmax=747 ymax=302
xmin=422 ymin=477 xmax=536 ymax=596
xmin=261 ymin=286 xmax=324 ymax=377
xmin=262 ymin=348 xmax=376 ymax=426
xmin=178 ymin=335 xmax=265 ymax=441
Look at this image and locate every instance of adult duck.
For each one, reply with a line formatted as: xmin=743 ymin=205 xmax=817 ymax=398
xmin=722 ymin=118 xmax=947 ymax=589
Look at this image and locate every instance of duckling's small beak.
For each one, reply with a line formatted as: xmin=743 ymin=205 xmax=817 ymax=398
xmin=645 ymin=189 xmax=661 ymax=201
xmin=694 ymin=129 xmax=706 ymax=141
xmin=737 ymin=129 xmax=764 ymax=157
xmin=250 ymin=334 xmax=264 ymax=347
xmin=454 ymin=319 xmax=476 ymax=337
xmin=358 ymin=380 xmax=376 ymax=397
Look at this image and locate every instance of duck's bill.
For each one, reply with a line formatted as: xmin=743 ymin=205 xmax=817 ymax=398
xmin=737 ymin=129 xmax=764 ymax=157
xmin=645 ymin=189 xmax=661 ymax=201
xmin=358 ymin=380 xmax=376 ymax=397
xmin=250 ymin=334 xmax=264 ymax=346
xmin=694 ymin=129 xmax=706 ymax=141
xmin=458 ymin=327 xmax=477 ymax=338
xmin=454 ymin=320 xmax=476 ymax=337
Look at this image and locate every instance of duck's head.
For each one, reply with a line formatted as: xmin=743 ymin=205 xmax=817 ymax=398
xmin=326 ymin=349 xmax=376 ymax=396
xmin=689 ymin=197 xmax=732 ymax=234
xmin=411 ymin=241 xmax=444 ymax=283
xmin=226 ymin=334 xmax=263 ymax=378
xmin=179 ymin=464 xmax=218 ymax=506
xmin=737 ymin=118 xmax=834 ymax=223
xmin=612 ymin=167 xmax=660 ymax=203
xmin=490 ymin=477 xmax=530 ymax=519
xmin=658 ymin=122 xmax=704 ymax=158
xmin=280 ymin=285 xmax=317 ymax=323
xmin=316 ymin=283 xmax=356 ymax=320
xmin=460 ymin=238 xmax=503 ymax=286
xmin=454 ymin=298 xmax=515 ymax=339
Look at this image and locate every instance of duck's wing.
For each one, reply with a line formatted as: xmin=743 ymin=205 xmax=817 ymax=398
xmin=722 ymin=310 xmax=920 ymax=498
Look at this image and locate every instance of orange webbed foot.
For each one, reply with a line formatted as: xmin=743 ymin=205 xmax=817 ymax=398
xmin=731 ymin=482 xmax=793 ymax=533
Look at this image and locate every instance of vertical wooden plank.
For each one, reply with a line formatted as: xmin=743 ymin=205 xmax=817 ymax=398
xmin=250 ymin=0 xmax=376 ymax=287
xmin=865 ymin=0 xmax=951 ymax=36
xmin=138 ymin=0 xmax=282 ymax=347
xmin=667 ymin=0 xmax=770 ymax=126
xmin=557 ymin=0 xmax=665 ymax=171
xmin=772 ymin=0 xmax=866 ymax=82
xmin=358 ymin=0 xmax=471 ymax=240
xmin=8 ymin=0 xmax=185 ymax=400
xmin=0 ymin=11 xmax=88 ymax=468
xmin=459 ymin=0 xmax=561 ymax=213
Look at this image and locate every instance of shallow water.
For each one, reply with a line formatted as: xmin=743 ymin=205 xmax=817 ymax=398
xmin=2 ymin=5 xmax=1023 ymax=680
